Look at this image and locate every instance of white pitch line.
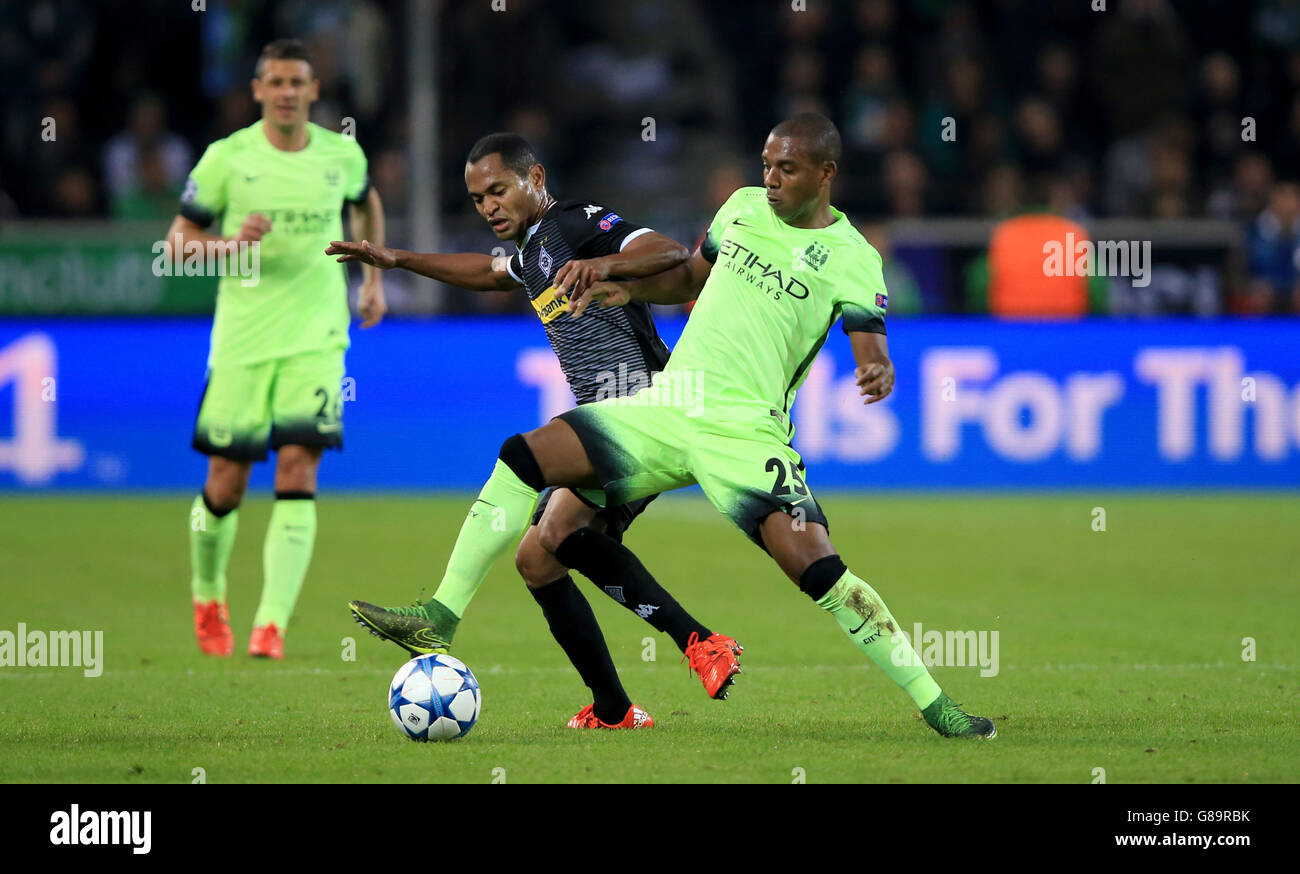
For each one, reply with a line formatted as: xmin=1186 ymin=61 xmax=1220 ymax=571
xmin=0 ymin=661 xmax=1291 ymax=680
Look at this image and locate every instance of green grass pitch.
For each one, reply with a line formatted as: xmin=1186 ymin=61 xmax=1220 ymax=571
xmin=1 ymin=493 xmax=1295 ymax=783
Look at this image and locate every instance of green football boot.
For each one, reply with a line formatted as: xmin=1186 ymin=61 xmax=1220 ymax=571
xmin=921 ymin=692 xmax=997 ymax=739
xmin=347 ymin=599 xmax=460 ymax=655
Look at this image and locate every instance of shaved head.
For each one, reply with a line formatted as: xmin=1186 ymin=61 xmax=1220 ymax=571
xmin=770 ymin=112 xmax=842 ymax=165
xmin=466 ymin=132 xmax=540 ymax=180
xmin=761 ymin=113 xmax=841 ymax=225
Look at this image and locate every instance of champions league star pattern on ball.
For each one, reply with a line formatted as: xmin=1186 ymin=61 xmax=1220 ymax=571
xmin=388 ymin=654 xmax=482 ymax=742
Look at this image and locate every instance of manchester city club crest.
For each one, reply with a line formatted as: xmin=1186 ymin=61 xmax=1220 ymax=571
xmin=792 ymin=240 xmax=832 ymax=273
xmin=209 ymin=419 xmax=233 ymax=448
xmin=803 ymin=241 xmax=830 ymax=271
xmin=539 ymin=244 xmax=553 ymax=278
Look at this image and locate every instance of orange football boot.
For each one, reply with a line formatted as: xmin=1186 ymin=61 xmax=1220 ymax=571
xmin=193 ymin=600 xmax=233 ymax=656
xmin=682 ymin=631 xmax=743 ymax=699
xmin=248 ymin=623 xmax=284 ymax=659
xmin=566 ymin=703 xmax=654 ymax=729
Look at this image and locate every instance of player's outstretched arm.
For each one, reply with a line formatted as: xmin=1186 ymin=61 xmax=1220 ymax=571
xmin=324 ymin=241 xmax=522 ymax=291
xmin=849 ymin=330 xmax=895 ymax=404
xmin=567 ymin=246 xmax=712 ymax=318
xmin=551 ymin=232 xmax=689 ymax=302
xmin=348 ymin=188 xmax=388 ymax=328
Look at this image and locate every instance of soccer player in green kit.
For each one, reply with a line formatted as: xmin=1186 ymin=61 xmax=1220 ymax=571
xmin=166 ymin=39 xmax=387 ymax=659
xmin=403 ymin=113 xmax=996 ymax=737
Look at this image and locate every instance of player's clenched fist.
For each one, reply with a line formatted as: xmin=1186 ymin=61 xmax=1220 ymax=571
xmin=357 ymin=278 xmax=387 ymax=329
xmin=235 ymin=212 xmax=272 ymax=243
xmin=325 ymin=239 xmax=399 ymax=269
xmin=855 ymin=360 xmax=894 ymax=404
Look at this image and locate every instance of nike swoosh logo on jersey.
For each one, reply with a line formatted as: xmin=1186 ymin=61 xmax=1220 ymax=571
xmin=245 ymin=174 xmax=262 ymax=182
xmin=316 ymin=422 xmax=342 ymax=433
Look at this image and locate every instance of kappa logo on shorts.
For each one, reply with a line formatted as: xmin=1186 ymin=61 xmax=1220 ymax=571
xmin=635 ymin=604 xmax=659 ymax=619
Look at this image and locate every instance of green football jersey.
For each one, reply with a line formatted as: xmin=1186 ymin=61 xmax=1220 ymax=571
xmin=663 ymin=186 xmax=888 ymax=420
xmin=179 ymin=120 xmax=369 ymax=366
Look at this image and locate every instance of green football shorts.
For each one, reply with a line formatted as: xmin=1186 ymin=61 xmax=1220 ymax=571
xmin=192 ymin=347 xmax=346 ymax=461
xmin=557 ymin=393 xmax=828 ymax=548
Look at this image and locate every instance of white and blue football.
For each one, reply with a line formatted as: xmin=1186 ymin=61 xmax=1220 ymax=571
xmin=388 ymin=654 xmax=482 ymax=741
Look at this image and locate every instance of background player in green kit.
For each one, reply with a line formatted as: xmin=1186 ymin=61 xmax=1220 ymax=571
xmin=433 ymin=113 xmax=996 ymax=737
xmin=165 ymin=39 xmax=387 ymax=659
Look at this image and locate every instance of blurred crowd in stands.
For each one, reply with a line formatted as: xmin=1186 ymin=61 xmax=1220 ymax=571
xmin=2 ymin=0 xmax=1297 ymax=313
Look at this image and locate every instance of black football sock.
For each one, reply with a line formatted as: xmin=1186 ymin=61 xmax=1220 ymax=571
xmin=555 ymin=527 xmax=711 ymax=653
xmin=530 ymin=575 xmax=632 ymax=725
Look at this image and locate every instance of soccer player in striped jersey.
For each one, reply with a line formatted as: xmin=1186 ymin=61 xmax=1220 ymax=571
xmin=329 ymin=134 xmax=742 ymax=729
xmin=426 ymin=114 xmax=996 ymax=738
xmin=169 ymin=39 xmax=387 ymax=660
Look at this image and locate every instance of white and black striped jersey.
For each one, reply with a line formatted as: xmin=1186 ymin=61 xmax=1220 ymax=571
xmin=504 ymin=199 xmax=671 ymax=404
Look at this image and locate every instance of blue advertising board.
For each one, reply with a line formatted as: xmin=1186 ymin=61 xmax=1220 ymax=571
xmin=0 ymin=317 xmax=1296 ymax=490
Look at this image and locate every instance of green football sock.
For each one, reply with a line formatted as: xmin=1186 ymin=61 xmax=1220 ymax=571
xmin=817 ymin=570 xmax=943 ymax=710
xmin=424 ymin=459 xmax=540 ymax=618
xmin=253 ymin=496 xmax=317 ymax=630
xmin=189 ymin=494 xmax=239 ymax=603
